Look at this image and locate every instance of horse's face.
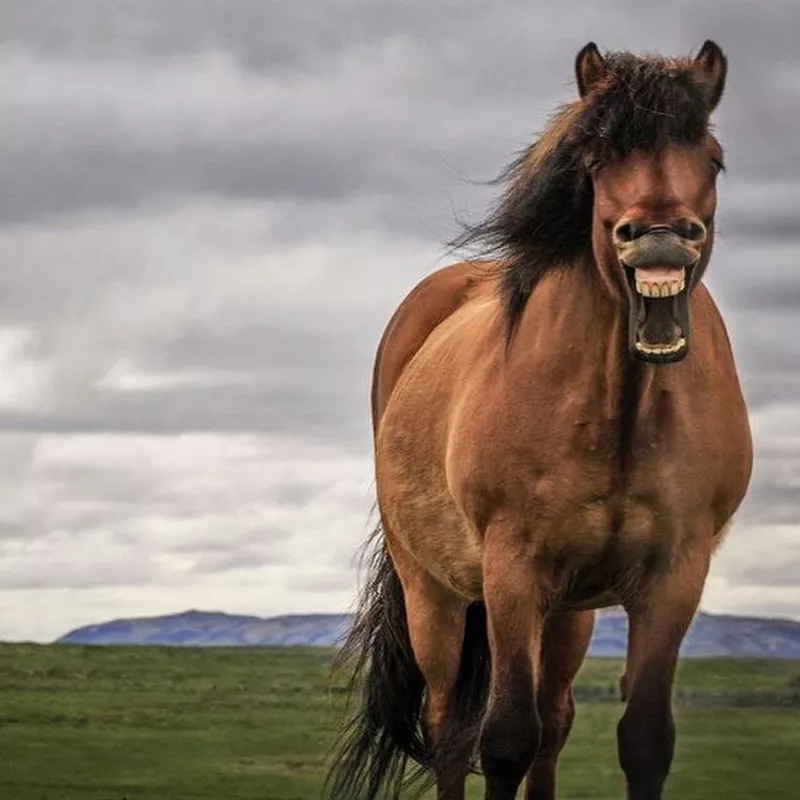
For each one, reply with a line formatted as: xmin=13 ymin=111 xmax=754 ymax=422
xmin=576 ymin=41 xmax=727 ymax=364
xmin=590 ymin=141 xmax=722 ymax=363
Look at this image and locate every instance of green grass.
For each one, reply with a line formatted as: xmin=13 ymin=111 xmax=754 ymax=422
xmin=0 ymin=644 xmax=798 ymax=799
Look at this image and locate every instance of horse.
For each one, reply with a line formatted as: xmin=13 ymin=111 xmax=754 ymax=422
xmin=324 ymin=40 xmax=753 ymax=800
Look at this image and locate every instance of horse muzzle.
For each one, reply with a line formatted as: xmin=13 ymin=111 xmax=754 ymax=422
xmin=615 ymin=229 xmax=701 ymax=364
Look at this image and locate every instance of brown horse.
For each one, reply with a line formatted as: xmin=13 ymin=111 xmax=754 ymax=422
xmin=324 ymin=41 xmax=752 ymax=800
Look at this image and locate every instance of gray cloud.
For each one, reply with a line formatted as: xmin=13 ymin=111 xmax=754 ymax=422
xmin=0 ymin=2 xmax=798 ymax=640
xmin=4 ymin=0 xmax=800 ymax=232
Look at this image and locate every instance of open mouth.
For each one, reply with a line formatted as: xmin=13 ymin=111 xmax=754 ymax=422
xmin=624 ymin=264 xmax=693 ymax=363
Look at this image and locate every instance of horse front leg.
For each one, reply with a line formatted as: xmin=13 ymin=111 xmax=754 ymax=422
xmin=524 ymin=610 xmax=595 ymax=800
xmin=479 ymin=524 xmax=546 ymax=800
xmin=618 ymin=547 xmax=710 ymax=800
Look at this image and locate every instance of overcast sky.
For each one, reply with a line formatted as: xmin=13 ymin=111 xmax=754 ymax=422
xmin=1 ymin=1 xmax=798 ymax=641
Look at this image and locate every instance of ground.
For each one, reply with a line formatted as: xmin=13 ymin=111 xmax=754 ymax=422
xmin=0 ymin=644 xmax=797 ymax=799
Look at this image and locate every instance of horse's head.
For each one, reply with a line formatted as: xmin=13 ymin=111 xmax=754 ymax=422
xmin=576 ymin=41 xmax=727 ymax=363
xmin=456 ymin=41 xmax=730 ymax=363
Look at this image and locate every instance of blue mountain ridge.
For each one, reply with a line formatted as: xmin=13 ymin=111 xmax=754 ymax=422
xmin=58 ymin=608 xmax=800 ymax=658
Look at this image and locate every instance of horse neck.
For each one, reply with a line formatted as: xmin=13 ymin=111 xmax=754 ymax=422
xmin=512 ymin=260 xmax=654 ymax=419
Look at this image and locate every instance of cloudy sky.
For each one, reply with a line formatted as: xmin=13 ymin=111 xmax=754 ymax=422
xmin=1 ymin=1 xmax=798 ymax=642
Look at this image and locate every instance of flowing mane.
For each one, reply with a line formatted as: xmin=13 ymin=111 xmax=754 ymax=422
xmin=452 ymin=50 xmax=719 ymax=331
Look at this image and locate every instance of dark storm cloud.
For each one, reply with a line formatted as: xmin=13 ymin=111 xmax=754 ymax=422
xmin=734 ymin=561 xmax=799 ymax=589
xmin=0 ymin=385 xmax=367 ymax=444
xmin=3 ymin=0 xmax=800 ymax=235
xmin=188 ymin=542 xmax=291 ymax=575
xmin=739 ymin=379 xmax=800 ymax=415
xmin=0 ymin=1 xmax=795 ymax=446
xmin=733 ymin=282 xmax=800 ymax=314
xmin=166 ymin=527 xmax=293 ymax=554
xmin=1 ymin=1 xmax=799 ymax=638
xmin=740 ymin=484 xmax=800 ymax=527
xmin=0 ymin=558 xmax=158 ymax=590
xmin=270 ymin=482 xmax=325 ymax=507
xmin=0 ymin=315 xmax=376 ymax=448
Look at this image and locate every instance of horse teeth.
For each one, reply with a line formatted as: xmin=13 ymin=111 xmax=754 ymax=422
xmin=633 ymin=268 xmax=686 ymax=298
xmin=635 ymin=337 xmax=687 ymax=355
xmin=634 ymin=279 xmax=684 ymax=298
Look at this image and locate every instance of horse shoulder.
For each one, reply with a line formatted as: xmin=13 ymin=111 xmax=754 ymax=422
xmin=371 ymin=260 xmax=497 ymax=429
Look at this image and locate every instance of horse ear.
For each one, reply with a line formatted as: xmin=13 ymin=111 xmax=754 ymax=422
xmin=575 ymin=42 xmax=605 ymax=98
xmin=692 ymin=40 xmax=727 ymax=111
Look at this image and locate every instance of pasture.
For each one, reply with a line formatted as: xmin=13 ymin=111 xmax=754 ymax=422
xmin=0 ymin=643 xmax=797 ymax=799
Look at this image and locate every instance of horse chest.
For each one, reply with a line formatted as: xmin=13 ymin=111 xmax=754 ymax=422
xmin=480 ymin=399 xmax=725 ymax=534
xmin=537 ymin=406 xmax=689 ymax=476
xmin=569 ymin=416 xmax=689 ymax=477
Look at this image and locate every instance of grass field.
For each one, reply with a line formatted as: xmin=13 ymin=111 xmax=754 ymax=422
xmin=0 ymin=644 xmax=798 ymax=799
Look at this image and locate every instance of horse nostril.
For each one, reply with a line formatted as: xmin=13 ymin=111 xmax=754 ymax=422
xmin=675 ymin=218 xmax=707 ymax=242
xmin=615 ymin=218 xmax=707 ymax=245
xmin=613 ymin=220 xmax=648 ymax=243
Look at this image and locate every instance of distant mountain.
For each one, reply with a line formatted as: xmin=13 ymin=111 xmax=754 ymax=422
xmin=58 ymin=610 xmax=351 ymax=648
xmin=58 ymin=607 xmax=800 ymax=658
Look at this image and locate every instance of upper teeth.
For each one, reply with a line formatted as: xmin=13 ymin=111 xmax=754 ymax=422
xmin=634 ymin=267 xmax=685 ymax=298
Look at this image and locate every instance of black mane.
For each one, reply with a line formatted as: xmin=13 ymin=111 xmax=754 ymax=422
xmin=452 ymin=51 xmax=716 ymax=332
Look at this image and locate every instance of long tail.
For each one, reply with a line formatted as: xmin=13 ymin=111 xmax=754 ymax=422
xmin=323 ymin=520 xmax=491 ymax=800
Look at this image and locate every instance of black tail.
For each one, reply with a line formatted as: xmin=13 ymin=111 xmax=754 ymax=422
xmin=323 ymin=521 xmax=491 ymax=800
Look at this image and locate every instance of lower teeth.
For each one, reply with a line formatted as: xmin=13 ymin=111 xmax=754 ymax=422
xmin=635 ymin=337 xmax=686 ymax=355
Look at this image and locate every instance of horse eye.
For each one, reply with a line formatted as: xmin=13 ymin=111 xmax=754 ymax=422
xmin=711 ymin=157 xmax=725 ymax=175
